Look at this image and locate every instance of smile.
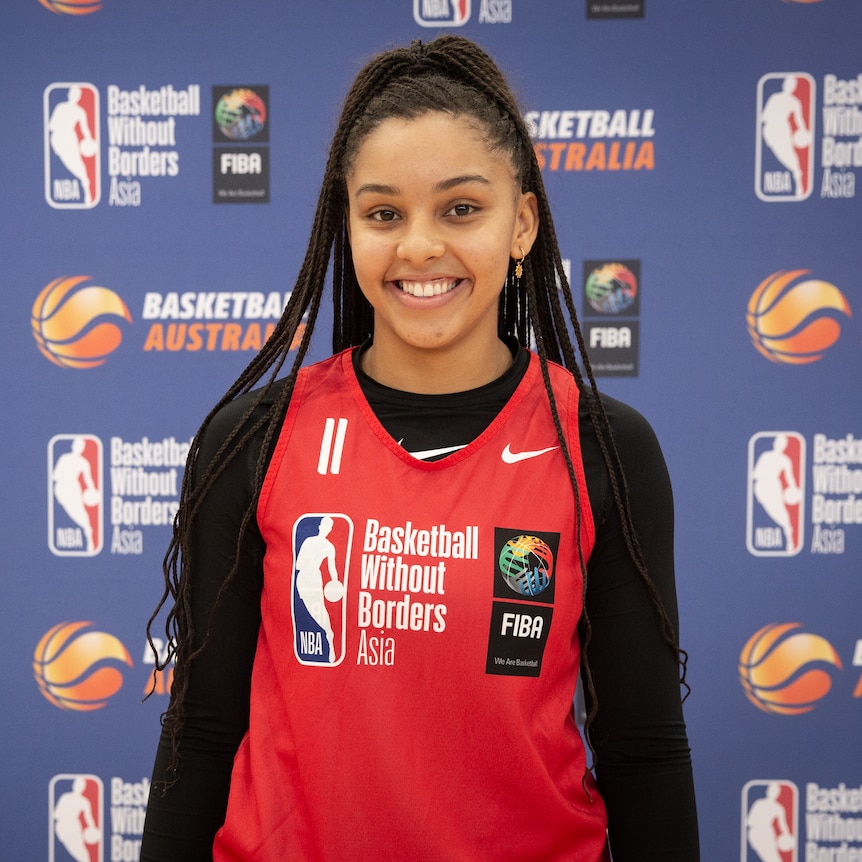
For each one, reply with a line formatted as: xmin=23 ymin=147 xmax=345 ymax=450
xmin=397 ymin=279 xmax=461 ymax=297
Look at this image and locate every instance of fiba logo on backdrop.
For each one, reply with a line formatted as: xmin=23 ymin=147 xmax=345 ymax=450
xmin=49 ymin=774 xmax=103 ymax=862
xmin=32 ymin=276 xmax=133 ymax=369
xmin=746 ymin=270 xmax=852 ymax=364
xmin=739 ymin=623 xmax=842 ymax=715
xmin=756 ymin=73 xmax=816 ymax=201
xmin=582 ymin=260 xmax=640 ymax=377
xmin=213 ymin=85 xmax=270 ymax=203
xmin=213 ymin=87 xmax=268 ymax=142
xmin=747 ymin=432 xmax=805 ymax=556
xmin=741 ymin=780 xmax=798 ymax=862
xmin=49 ymin=434 xmax=103 ymax=556
xmin=33 ymin=622 xmax=133 ymax=711
xmin=584 ymin=261 xmax=639 ymax=314
xmin=44 ymin=83 xmax=100 ymax=208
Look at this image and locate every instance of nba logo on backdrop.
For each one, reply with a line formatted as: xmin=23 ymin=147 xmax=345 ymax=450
xmin=741 ymin=780 xmax=798 ymax=862
xmin=747 ymin=432 xmax=805 ymax=556
xmin=756 ymin=73 xmax=815 ymax=201
xmin=49 ymin=774 xmax=103 ymax=862
xmin=49 ymin=435 xmax=103 ymax=556
xmin=291 ymin=514 xmax=353 ymax=666
xmin=44 ymin=84 xmax=101 ymax=209
xmin=414 ymin=0 xmax=470 ymax=26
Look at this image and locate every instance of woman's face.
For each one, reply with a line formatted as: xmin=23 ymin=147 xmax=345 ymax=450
xmin=346 ymin=111 xmax=537 ymax=391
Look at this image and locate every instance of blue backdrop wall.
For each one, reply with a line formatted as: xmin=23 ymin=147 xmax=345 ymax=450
xmin=2 ymin=1 xmax=860 ymax=860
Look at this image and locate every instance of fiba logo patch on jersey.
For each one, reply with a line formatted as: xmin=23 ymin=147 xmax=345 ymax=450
xmin=486 ymin=528 xmax=558 ymax=677
xmin=741 ymin=780 xmax=798 ymax=862
xmin=413 ymin=0 xmax=470 ymax=27
xmin=747 ymin=432 xmax=805 ymax=556
xmin=291 ymin=514 xmax=353 ymax=666
xmin=49 ymin=774 xmax=103 ymax=862
xmin=44 ymin=83 xmax=101 ymax=209
xmin=49 ymin=435 xmax=103 ymax=556
xmin=756 ymin=73 xmax=816 ymax=201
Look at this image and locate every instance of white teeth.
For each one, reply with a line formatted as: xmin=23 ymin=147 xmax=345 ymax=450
xmin=399 ymin=280 xmax=457 ymax=297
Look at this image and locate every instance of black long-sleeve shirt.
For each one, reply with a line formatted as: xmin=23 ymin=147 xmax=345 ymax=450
xmin=141 ymin=345 xmax=699 ymax=860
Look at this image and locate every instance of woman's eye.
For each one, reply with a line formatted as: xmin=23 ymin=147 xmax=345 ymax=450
xmin=449 ymin=203 xmax=475 ymax=217
xmin=371 ymin=209 xmax=398 ymax=222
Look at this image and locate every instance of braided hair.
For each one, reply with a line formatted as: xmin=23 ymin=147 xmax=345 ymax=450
xmin=147 ymin=34 xmax=687 ymax=786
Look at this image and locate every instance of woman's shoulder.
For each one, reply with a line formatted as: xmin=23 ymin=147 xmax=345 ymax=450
xmin=197 ymin=378 xmax=292 ymax=472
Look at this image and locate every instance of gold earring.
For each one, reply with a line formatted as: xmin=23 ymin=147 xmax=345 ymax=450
xmin=514 ymin=246 xmax=525 ymax=279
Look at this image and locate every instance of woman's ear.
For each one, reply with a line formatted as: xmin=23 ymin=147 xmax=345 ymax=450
xmin=511 ymin=191 xmax=539 ymax=259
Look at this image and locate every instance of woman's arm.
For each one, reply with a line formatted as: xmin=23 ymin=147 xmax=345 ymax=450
xmin=581 ymin=396 xmax=700 ymax=860
xmin=140 ymin=397 xmax=267 ymax=861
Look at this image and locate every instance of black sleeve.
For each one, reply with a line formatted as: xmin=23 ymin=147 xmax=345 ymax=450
xmin=140 ymin=395 xmax=268 ymax=862
xmin=580 ymin=395 xmax=700 ymax=861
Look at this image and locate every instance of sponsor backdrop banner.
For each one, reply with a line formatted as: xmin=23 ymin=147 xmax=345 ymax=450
xmin=1 ymin=1 xmax=859 ymax=859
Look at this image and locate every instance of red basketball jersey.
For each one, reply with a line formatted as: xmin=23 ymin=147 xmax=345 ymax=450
xmin=213 ymin=349 xmax=609 ymax=861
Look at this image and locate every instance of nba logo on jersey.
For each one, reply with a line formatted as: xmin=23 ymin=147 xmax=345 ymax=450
xmin=48 ymin=434 xmax=104 ymax=557
xmin=413 ymin=0 xmax=470 ymax=27
xmin=44 ymin=83 xmax=101 ymax=209
xmin=746 ymin=432 xmax=805 ymax=557
xmin=755 ymin=73 xmax=815 ymax=202
xmin=49 ymin=774 xmax=104 ymax=862
xmin=291 ymin=513 xmax=353 ymax=666
xmin=741 ymin=780 xmax=798 ymax=862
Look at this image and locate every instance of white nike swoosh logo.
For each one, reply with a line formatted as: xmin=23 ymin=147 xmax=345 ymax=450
xmin=407 ymin=444 xmax=468 ymax=460
xmin=501 ymin=444 xmax=559 ymax=464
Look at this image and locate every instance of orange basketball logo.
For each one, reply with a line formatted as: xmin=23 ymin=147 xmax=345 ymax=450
xmin=31 ymin=276 xmax=132 ymax=368
xmin=739 ymin=622 xmax=842 ymax=714
xmin=747 ymin=270 xmax=852 ymax=364
xmin=33 ymin=621 xmax=133 ymax=711
xmin=38 ymin=0 xmax=103 ymax=14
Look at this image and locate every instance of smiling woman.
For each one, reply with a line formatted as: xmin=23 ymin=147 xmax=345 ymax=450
xmin=346 ymin=112 xmax=537 ymax=391
xmin=141 ymin=35 xmax=699 ymax=862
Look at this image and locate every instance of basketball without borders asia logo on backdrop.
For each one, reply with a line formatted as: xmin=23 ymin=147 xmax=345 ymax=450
xmin=44 ymin=84 xmax=100 ymax=208
xmin=756 ymin=73 xmax=815 ymax=201
xmin=43 ymin=81 xmax=200 ymax=208
xmin=49 ymin=434 xmax=103 ymax=556
xmin=49 ymin=774 xmax=103 ymax=862
xmin=747 ymin=432 xmax=805 ymax=556
xmin=741 ymin=780 xmax=798 ymax=862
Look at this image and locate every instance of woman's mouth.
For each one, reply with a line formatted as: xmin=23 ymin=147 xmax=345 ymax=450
xmin=397 ymin=279 xmax=461 ymax=297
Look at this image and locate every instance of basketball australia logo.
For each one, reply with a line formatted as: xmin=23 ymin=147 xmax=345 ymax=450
xmin=34 ymin=622 xmax=133 ymax=711
xmin=486 ymin=529 xmax=559 ymax=677
xmin=32 ymin=277 xmax=133 ymax=368
xmin=291 ymin=514 xmax=353 ymax=666
xmin=746 ymin=270 xmax=852 ymax=364
xmin=739 ymin=623 xmax=842 ymax=715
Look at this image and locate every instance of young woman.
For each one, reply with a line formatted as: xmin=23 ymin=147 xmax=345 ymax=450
xmin=141 ymin=35 xmax=699 ymax=861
